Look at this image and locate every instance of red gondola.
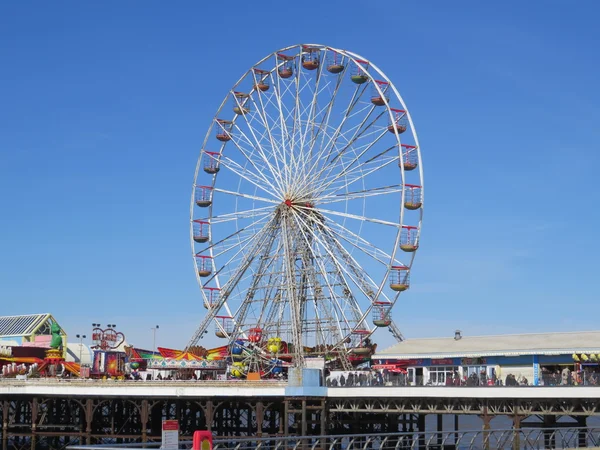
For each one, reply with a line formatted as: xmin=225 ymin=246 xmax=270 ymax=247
xmin=233 ymin=92 xmax=250 ymax=115
xmin=326 ymin=50 xmax=345 ymax=74
xmin=215 ymin=316 xmax=233 ymax=338
xmin=301 ymin=45 xmax=320 ymax=70
xmin=193 ymin=220 xmax=210 ymax=243
xmin=203 ymin=287 xmax=220 ymax=310
xmin=350 ymin=59 xmax=369 ymax=84
xmin=195 ymin=254 xmax=213 ymax=277
xmin=195 ymin=185 xmax=213 ymax=207
xmin=388 ymin=108 xmax=407 ymax=134
xmin=254 ymin=69 xmax=270 ymax=92
xmin=401 ymin=144 xmax=418 ymax=171
xmin=371 ymin=80 xmax=389 ymax=106
xmin=203 ymin=151 xmax=220 ymax=174
xmin=348 ymin=329 xmax=372 ymax=354
xmin=372 ymin=301 xmax=392 ymax=327
xmin=215 ymin=119 xmax=233 ymax=142
xmin=389 ymin=266 xmax=410 ymax=292
xmin=277 ymin=54 xmax=295 ymax=79
xmin=400 ymin=225 xmax=419 ymax=252
xmin=404 ymin=184 xmax=422 ymax=210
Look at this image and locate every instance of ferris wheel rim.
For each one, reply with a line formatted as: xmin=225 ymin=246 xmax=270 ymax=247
xmin=189 ymin=44 xmax=424 ymax=363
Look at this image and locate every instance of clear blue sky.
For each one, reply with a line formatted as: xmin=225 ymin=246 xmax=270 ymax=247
xmin=1 ymin=1 xmax=599 ymax=351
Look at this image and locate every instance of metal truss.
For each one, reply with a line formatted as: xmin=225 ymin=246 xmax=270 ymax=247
xmin=328 ymin=396 xmax=600 ymax=416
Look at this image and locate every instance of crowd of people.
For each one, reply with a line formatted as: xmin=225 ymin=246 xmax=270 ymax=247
xmin=540 ymin=366 xmax=599 ymax=386
xmin=325 ymin=367 xmax=600 ymax=387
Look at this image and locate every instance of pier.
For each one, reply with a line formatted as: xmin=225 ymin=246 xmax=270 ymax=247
xmin=3 ymin=380 xmax=600 ymax=449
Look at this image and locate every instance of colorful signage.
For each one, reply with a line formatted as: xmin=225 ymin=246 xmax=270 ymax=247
xmin=533 ymin=355 xmax=539 ymax=386
xmin=461 ymin=357 xmax=487 ymax=365
xmin=431 ymin=358 xmax=454 ymax=365
xmin=394 ymin=359 xmax=425 ymax=366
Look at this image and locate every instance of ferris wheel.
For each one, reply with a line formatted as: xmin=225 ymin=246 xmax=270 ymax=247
xmin=187 ymin=44 xmax=423 ymax=376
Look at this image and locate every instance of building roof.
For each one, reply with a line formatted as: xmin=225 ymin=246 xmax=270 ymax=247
xmin=375 ymin=330 xmax=600 ymax=359
xmin=0 ymin=314 xmax=53 ymax=338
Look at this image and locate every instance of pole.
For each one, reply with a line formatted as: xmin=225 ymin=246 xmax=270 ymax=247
xmin=153 ymin=328 xmax=156 ymax=354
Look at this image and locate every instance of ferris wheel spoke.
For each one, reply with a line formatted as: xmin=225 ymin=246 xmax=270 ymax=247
xmin=300 ymin=120 xmax=381 ymax=200
xmin=251 ymin=112 xmax=294 ymax=193
xmin=187 ymin=214 xmax=280 ymax=349
xmin=236 ymin=73 xmax=294 ymax=190
xmin=310 ymin=99 xmax=365 ymax=181
xmin=315 ymin=184 xmax=403 ymax=205
xmin=292 ymin=214 xmax=339 ymax=319
xmin=296 ymin=58 xmax=350 ymax=188
xmin=271 ymin=69 xmax=294 ymax=187
xmin=316 ymin=80 xmax=372 ymax=163
xmin=290 ymin=213 xmax=355 ymax=342
xmin=280 ymin=211 xmax=304 ymax=361
xmin=212 ymin=187 xmax=279 ymax=205
xmin=217 ymin=156 xmax=281 ymax=199
xmin=313 ymin=117 xmax=388 ymax=194
xmin=313 ymin=234 xmax=371 ymax=330
xmin=317 ymin=229 xmax=386 ymax=322
xmin=287 ymin=62 xmax=304 ymax=187
xmin=317 ymin=152 xmax=399 ymax=200
xmin=315 ymin=217 xmax=394 ymax=268
xmin=291 ymin=211 xmax=370 ymax=325
xmin=225 ymin=135 xmax=284 ymax=196
xmin=205 ymin=206 xmax=273 ymax=224
xmin=318 ymin=141 xmax=395 ymax=197
xmin=294 ymin=79 xmax=346 ymax=194
xmin=290 ymin=78 xmax=320 ymax=189
xmin=197 ymin=214 xmax=270 ymax=257
xmin=327 ymin=109 xmax=386 ymax=166
xmin=227 ymin=233 xmax=282 ymax=342
xmin=315 ymin=207 xmax=402 ymax=228
xmin=305 ymin=48 xmax=348 ymax=150
xmin=211 ymin=230 xmax=260 ymax=260
xmin=299 ymin=64 xmax=327 ymax=154
xmin=287 ymin=70 xmax=329 ymax=195
xmin=247 ymin=74 xmax=288 ymax=186
xmin=231 ymin=103 xmax=287 ymax=194
xmin=198 ymin=236 xmax=257 ymax=286
xmin=322 ymin=220 xmax=391 ymax=300
xmin=297 ymin=207 xmax=392 ymax=298
xmin=200 ymin=217 xmax=273 ymax=282
xmin=303 ymin=82 xmax=366 ymax=183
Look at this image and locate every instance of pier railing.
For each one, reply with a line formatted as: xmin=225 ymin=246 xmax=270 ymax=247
xmin=65 ymin=427 xmax=600 ymax=449
xmin=1 ymin=373 xmax=599 ymax=387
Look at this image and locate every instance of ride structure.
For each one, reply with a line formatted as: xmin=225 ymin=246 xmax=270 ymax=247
xmin=188 ymin=44 xmax=424 ymax=378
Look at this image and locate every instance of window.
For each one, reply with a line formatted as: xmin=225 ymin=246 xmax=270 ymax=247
xmin=428 ymin=366 xmax=458 ymax=385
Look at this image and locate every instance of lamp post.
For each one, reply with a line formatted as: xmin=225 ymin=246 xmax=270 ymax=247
xmin=91 ymin=324 xmax=100 ymax=348
xmin=151 ymin=325 xmax=159 ymax=355
xmin=75 ymin=334 xmax=86 ymax=363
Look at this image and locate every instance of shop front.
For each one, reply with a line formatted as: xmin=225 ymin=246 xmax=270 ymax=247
xmin=460 ymin=357 xmax=494 ymax=385
xmin=427 ymin=359 xmax=459 ymax=386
